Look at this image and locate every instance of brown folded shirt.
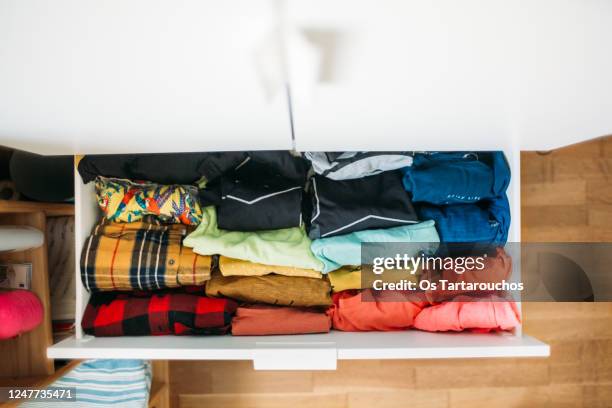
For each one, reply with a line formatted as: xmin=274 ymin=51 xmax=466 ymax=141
xmin=206 ymin=270 xmax=332 ymax=307
xmin=231 ymin=305 xmax=331 ymax=336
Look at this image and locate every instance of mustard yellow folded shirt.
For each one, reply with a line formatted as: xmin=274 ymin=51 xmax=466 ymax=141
xmin=328 ymin=266 xmax=421 ymax=293
xmin=218 ymin=256 xmax=322 ymax=279
xmin=328 ymin=266 xmax=363 ymax=292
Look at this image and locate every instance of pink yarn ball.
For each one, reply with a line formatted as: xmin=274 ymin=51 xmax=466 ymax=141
xmin=0 ymin=290 xmax=44 ymax=339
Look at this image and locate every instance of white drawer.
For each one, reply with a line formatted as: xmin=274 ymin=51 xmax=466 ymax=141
xmin=286 ymin=0 xmax=612 ymax=152
xmin=2 ymin=1 xmax=611 ymax=155
xmin=0 ymin=0 xmax=292 ymax=155
xmin=47 ymin=150 xmax=550 ymax=370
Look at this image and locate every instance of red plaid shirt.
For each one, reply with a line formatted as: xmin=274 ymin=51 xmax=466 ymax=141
xmin=82 ymin=288 xmax=237 ymax=336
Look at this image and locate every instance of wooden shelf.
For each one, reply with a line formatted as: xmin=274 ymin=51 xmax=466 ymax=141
xmin=0 ymin=200 xmax=74 ymax=378
xmin=0 ymin=200 xmax=74 ymax=217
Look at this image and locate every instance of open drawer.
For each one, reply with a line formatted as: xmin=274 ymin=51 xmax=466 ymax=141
xmin=47 ymin=149 xmax=550 ymax=370
xmin=3 ymin=0 xmax=579 ymax=369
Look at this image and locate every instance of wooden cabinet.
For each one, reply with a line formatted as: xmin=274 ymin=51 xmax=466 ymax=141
xmin=0 ymin=201 xmax=74 ymax=378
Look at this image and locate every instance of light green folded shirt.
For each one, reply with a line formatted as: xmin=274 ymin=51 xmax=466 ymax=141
xmin=184 ymin=206 xmax=325 ymax=271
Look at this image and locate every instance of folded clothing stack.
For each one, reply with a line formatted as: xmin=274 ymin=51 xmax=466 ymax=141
xmin=205 ymin=269 xmax=332 ymax=308
xmin=208 ymin=267 xmax=332 ymax=335
xmin=328 ymin=290 xmax=520 ymax=333
xmin=402 ymin=152 xmax=511 ymax=245
xmin=80 ymin=152 xmax=330 ymax=337
xmin=77 ymin=150 xmax=518 ymax=338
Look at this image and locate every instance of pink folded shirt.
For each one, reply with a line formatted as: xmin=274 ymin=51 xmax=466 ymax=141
xmin=328 ymin=289 xmax=426 ymax=331
xmin=414 ymin=295 xmax=521 ymax=333
xmin=231 ymin=305 xmax=331 ymax=336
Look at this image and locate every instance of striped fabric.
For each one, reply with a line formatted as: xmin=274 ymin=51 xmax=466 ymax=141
xmin=21 ymin=359 xmax=151 ymax=407
xmin=81 ymin=220 xmax=211 ymax=292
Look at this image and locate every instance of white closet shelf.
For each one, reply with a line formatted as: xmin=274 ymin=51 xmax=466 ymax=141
xmin=48 ymin=331 xmax=549 ymax=369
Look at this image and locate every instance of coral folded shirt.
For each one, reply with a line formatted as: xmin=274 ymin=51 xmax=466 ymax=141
xmin=328 ymin=289 xmax=426 ymax=331
xmin=414 ymin=295 xmax=521 ymax=333
xmin=231 ymin=305 xmax=331 ymax=336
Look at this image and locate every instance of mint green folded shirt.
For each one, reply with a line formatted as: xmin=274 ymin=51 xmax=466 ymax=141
xmin=184 ymin=206 xmax=325 ymax=271
xmin=310 ymin=220 xmax=440 ymax=273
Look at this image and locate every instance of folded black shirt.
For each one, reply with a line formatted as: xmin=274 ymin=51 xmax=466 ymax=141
xmin=306 ymin=171 xmax=419 ymax=239
xmin=78 ymin=150 xmax=310 ymax=186
xmin=78 ymin=152 xmax=247 ymax=185
xmin=200 ymin=152 xmax=309 ymax=231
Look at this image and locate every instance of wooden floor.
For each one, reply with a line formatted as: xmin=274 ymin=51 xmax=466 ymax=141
xmin=169 ymin=139 xmax=612 ymax=408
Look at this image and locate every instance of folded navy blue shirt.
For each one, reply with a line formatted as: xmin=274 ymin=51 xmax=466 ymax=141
xmin=402 ymin=152 xmax=510 ymax=205
xmin=417 ymin=194 xmax=511 ymax=245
